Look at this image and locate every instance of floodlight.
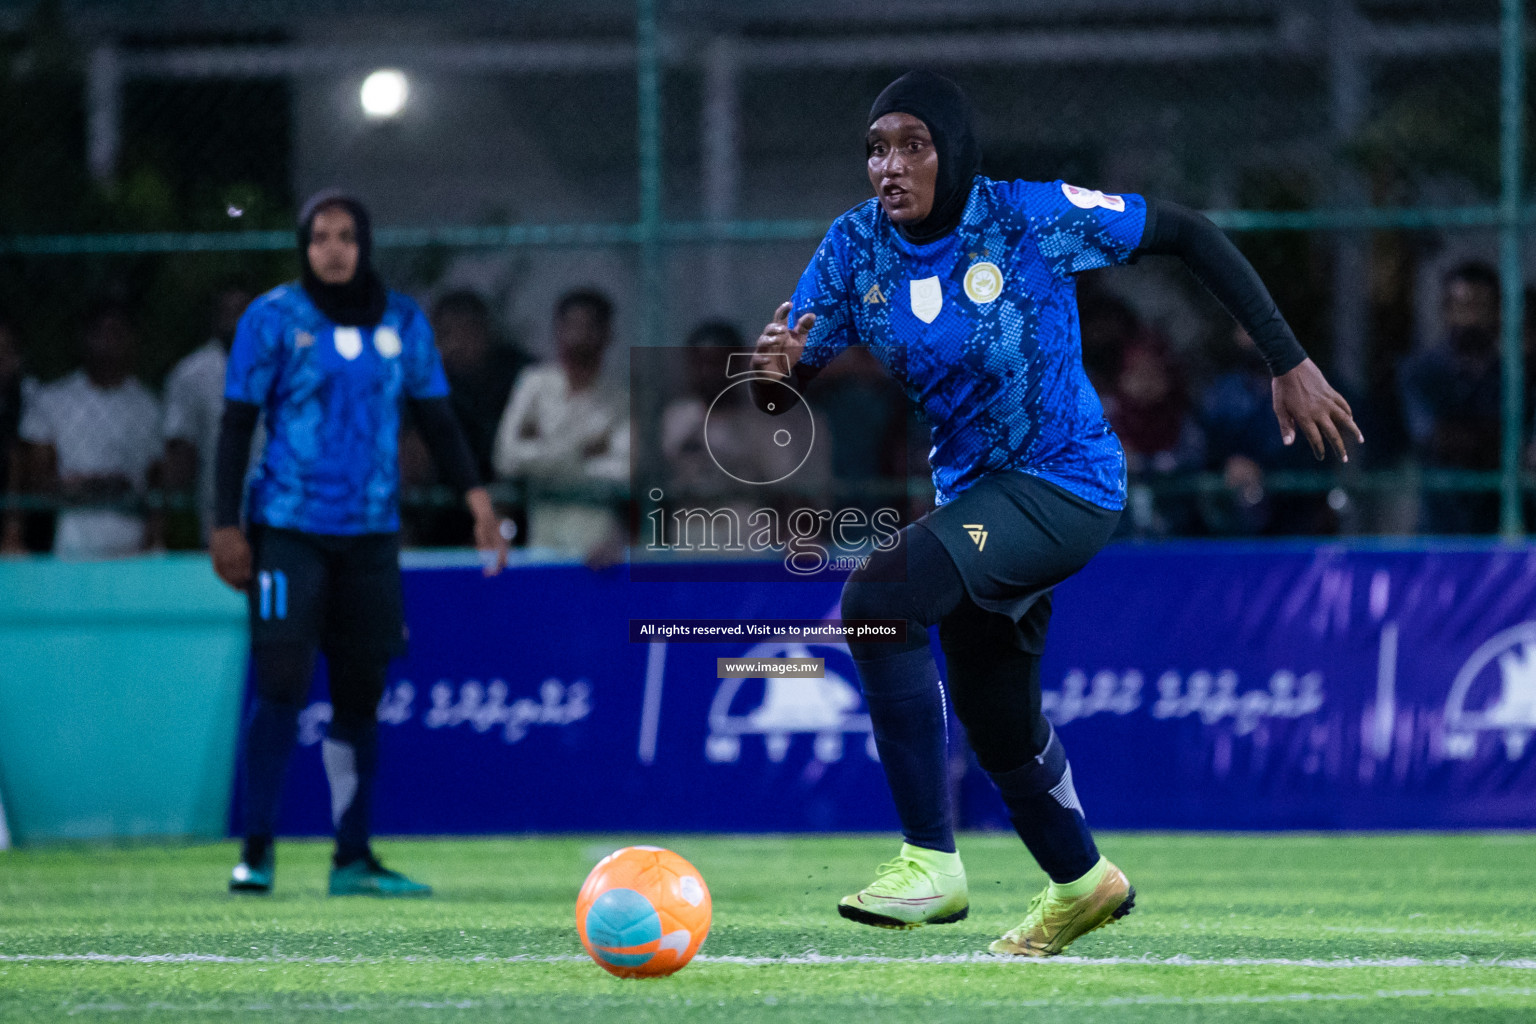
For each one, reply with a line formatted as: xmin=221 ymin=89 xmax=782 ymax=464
xmin=361 ymin=69 xmax=408 ymax=119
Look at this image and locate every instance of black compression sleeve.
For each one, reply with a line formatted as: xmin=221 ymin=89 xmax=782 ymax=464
xmin=1136 ymin=199 xmax=1309 ymax=376
xmin=410 ymin=397 xmax=482 ymax=495
xmin=213 ymin=400 xmax=260 ymax=530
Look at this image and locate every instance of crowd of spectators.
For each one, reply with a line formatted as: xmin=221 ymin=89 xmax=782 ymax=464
xmin=1082 ymin=258 xmax=1532 ymax=540
xmin=0 ymin=258 xmax=1532 ymax=560
xmin=1398 ymin=262 xmax=1505 ymax=534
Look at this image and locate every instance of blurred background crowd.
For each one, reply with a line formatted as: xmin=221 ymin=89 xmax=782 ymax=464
xmin=1 ymin=0 xmax=1530 ymax=560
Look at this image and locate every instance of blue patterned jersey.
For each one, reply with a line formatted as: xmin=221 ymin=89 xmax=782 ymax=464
xmin=225 ymin=283 xmax=449 ymax=534
xmin=790 ymin=177 xmax=1147 ymax=509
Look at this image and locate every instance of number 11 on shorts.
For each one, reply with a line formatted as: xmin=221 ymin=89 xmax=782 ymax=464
xmin=258 ymin=570 xmax=289 ymax=621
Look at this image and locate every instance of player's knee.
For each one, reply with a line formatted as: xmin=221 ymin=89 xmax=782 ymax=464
xmin=839 ymin=574 xmax=884 ymax=627
xmin=840 ymin=540 xmax=910 ymax=621
xmin=253 ymin=643 xmax=317 ymax=708
xmin=977 ymin=720 xmax=1064 ymax=781
xmin=327 ymin=649 xmax=389 ymax=723
xmin=326 ymin=708 xmax=376 ymax=747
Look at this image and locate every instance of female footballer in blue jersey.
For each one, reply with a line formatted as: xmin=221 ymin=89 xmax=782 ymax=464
xmin=212 ymin=191 xmax=508 ymax=896
xmin=752 ymin=72 xmax=1361 ymax=954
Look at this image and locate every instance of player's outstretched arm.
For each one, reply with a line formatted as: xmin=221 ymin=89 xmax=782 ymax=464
xmin=750 ymin=301 xmax=816 ymax=415
xmin=210 ymin=399 xmax=260 ymax=590
xmin=213 ymin=303 xmax=282 ymax=589
xmin=412 ymin=396 xmax=508 ymax=576
xmin=1135 ymin=199 xmax=1362 ymax=461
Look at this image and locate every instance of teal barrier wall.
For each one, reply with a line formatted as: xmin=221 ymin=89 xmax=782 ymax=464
xmin=0 ymin=555 xmax=247 ymax=845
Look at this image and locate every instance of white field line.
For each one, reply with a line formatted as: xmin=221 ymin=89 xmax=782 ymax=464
xmin=6 ymin=952 xmax=1536 ymax=969
xmin=1320 ymin=925 xmax=1536 ymax=938
xmin=54 ymin=988 xmax=1536 ymax=1014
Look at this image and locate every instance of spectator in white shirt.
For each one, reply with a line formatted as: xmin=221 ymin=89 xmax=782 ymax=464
xmin=163 ymin=283 xmax=256 ymax=543
xmin=0 ymin=312 xmax=43 ymax=553
xmin=15 ymin=303 xmax=163 ymax=558
xmin=493 ymin=289 xmax=628 ymax=560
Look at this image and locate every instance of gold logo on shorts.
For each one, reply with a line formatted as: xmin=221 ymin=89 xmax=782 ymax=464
xmin=964 ymin=262 xmax=1003 ymax=304
xmin=964 ymin=523 xmax=988 ymax=551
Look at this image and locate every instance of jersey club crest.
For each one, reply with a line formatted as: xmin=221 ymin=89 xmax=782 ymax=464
xmin=373 ymin=325 xmax=403 ymax=358
xmin=964 ymin=262 xmax=1003 ymax=304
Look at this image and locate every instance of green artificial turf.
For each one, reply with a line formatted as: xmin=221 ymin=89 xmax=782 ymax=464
xmin=1 ymin=833 xmax=1533 ymax=1022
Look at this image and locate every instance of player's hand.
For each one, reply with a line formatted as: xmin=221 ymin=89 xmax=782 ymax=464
xmin=583 ymin=524 xmax=626 ymax=572
xmin=751 ymin=302 xmax=815 ymax=379
xmin=466 ymin=486 xmax=508 ymax=577
xmin=1272 ymin=358 xmax=1363 ymax=462
xmin=211 ymin=526 xmax=252 ymax=590
xmin=0 ymin=518 xmax=25 ymax=556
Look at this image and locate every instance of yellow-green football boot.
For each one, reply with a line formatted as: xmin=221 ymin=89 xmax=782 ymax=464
xmin=990 ymin=857 xmax=1135 ymax=956
xmin=837 ymin=843 xmax=969 ymax=928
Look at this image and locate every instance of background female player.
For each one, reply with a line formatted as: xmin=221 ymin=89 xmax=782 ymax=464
xmin=751 ymin=71 xmax=1360 ymax=955
xmin=213 ymin=191 xmax=508 ymax=896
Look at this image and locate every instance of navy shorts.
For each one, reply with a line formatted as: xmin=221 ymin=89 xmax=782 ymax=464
xmin=247 ymin=526 xmax=407 ymax=659
xmin=916 ymin=471 xmax=1120 ymax=653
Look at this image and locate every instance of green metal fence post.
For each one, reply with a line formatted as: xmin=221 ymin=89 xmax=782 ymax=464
xmin=634 ymin=0 xmax=666 ymax=540
xmin=1500 ymin=0 xmax=1527 ymax=538
xmin=637 ymin=0 xmax=663 ymax=350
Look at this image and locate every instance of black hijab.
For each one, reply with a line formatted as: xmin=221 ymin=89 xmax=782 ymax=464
xmin=298 ymin=189 xmax=389 ymax=327
xmin=868 ymin=71 xmax=982 ymax=246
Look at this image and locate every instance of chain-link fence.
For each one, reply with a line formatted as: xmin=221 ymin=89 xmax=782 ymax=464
xmin=0 ymin=0 xmax=1530 ymax=553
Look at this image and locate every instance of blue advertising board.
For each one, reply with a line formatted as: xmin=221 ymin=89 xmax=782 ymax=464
xmin=978 ymin=543 xmax=1536 ymax=831
xmin=237 ymin=544 xmax=1536 ymax=836
xmin=233 ymin=558 xmax=903 ymax=836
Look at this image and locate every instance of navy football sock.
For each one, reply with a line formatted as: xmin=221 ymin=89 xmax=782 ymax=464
xmin=853 ymin=644 xmax=955 ymax=854
xmin=324 ymin=713 xmax=379 ymax=868
xmin=986 ymin=727 xmax=1099 ymax=883
xmin=241 ymin=698 xmax=300 ymax=865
